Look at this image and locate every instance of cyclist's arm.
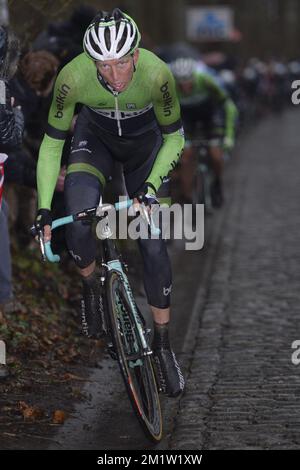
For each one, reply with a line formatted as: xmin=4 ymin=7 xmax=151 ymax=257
xmin=37 ymin=67 xmax=76 ymax=210
xmin=223 ymin=99 xmax=238 ymax=141
xmin=202 ymin=73 xmax=238 ymax=141
xmin=146 ymin=65 xmax=185 ymax=192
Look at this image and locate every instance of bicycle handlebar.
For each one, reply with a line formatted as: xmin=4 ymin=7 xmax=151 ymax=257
xmin=45 ymin=215 xmax=75 ymax=262
xmin=40 ymin=199 xmax=161 ymax=263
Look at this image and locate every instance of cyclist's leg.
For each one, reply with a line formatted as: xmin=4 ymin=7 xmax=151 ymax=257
xmin=209 ymin=143 xmax=224 ymax=208
xmin=207 ymin=108 xmax=226 ymax=207
xmin=65 ymin=172 xmax=103 ymax=268
xmin=176 ymin=121 xmax=197 ymax=203
xmin=64 ymin=117 xmax=114 ymax=337
xmin=204 ymin=106 xmax=225 ymax=177
xmin=64 ymin=133 xmax=113 ymax=268
xmin=131 ymin=212 xmax=184 ymax=397
xmin=123 ymin=130 xmax=172 ymax=320
xmin=209 ymin=145 xmax=224 ymax=177
xmin=124 ymin=133 xmax=185 ymax=397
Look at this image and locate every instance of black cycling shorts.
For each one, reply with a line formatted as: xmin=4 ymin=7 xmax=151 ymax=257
xmin=67 ymin=108 xmax=165 ymax=197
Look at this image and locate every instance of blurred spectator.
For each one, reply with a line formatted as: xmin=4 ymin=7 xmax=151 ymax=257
xmin=6 ymin=50 xmax=70 ymax=251
xmin=20 ymin=50 xmax=59 ymax=98
xmin=32 ymin=5 xmax=96 ymax=67
xmin=11 ymin=50 xmax=59 ymax=148
xmin=5 ymin=51 xmax=65 ymax=247
xmin=0 ymin=25 xmax=24 ymax=379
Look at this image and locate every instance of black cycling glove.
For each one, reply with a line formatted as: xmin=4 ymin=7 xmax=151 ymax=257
xmin=35 ymin=208 xmax=52 ymax=232
xmin=135 ymin=182 xmax=158 ymax=206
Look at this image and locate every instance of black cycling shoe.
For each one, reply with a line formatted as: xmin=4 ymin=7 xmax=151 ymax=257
xmin=81 ymin=271 xmax=105 ymax=339
xmin=210 ymin=178 xmax=224 ymax=208
xmin=153 ymin=347 xmax=185 ymax=397
xmin=152 ymin=322 xmax=185 ymax=398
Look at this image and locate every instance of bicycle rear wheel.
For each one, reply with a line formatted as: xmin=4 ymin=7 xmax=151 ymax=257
xmin=106 ymin=270 xmax=163 ymax=443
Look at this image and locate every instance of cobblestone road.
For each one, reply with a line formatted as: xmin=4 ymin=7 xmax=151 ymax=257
xmin=170 ymin=109 xmax=300 ymax=450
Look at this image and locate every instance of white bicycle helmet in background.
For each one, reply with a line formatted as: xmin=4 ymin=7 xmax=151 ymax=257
xmin=170 ymin=57 xmax=198 ymax=81
xmin=83 ymin=8 xmax=141 ymax=61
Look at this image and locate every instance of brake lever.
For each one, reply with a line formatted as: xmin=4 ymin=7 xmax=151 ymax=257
xmin=38 ymin=230 xmax=46 ymax=262
xmin=139 ymin=204 xmax=151 ymax=226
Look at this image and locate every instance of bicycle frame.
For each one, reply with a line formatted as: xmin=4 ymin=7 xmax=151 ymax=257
xmin=35 ymin=198 xmax=158 ymax=350
xmin=102 ymin=242 xmax=150 ymax=354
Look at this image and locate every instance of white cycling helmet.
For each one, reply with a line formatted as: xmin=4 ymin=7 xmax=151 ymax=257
xmin=83 ymin=8 xmax=141 ymax=61
xmin=170 ymin=57 xmax=198 ymax=81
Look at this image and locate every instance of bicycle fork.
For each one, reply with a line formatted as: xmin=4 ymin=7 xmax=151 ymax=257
xmin=102 ymin=259 xmax=153 ymax=361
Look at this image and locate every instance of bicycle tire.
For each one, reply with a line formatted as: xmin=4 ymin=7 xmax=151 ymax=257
xmin=106 ymin=270 xmax=163 ymax=443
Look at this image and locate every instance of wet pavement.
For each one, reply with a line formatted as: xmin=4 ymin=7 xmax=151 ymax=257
xmin=170 ymin=108 xmax=300 ymax=450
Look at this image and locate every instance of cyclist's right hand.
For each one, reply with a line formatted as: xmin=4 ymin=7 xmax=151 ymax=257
xmin=223 ymin=136 xmax=235 ymax=152
xmin=34 ymin=209 xmax=52 ymax=242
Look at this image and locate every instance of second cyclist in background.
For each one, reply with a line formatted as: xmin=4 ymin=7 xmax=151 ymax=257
xmin=170 ymin=57 xmax=238 ymax=208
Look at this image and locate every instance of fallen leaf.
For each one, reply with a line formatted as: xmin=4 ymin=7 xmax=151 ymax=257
xmin=52 ymin=410 xmax=68 ymax=424
xmin=18 ymin=401 xmax=44 ymax=421
xmin=62 ymin=373 xmax=86 ymax=381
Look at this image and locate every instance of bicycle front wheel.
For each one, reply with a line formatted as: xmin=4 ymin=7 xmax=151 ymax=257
xmin=106 ymin=270 xmax=163 ymax=443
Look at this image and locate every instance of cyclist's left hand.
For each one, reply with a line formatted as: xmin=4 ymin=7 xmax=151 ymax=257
xmin=133 ymin=183 xmax=158 ymax=212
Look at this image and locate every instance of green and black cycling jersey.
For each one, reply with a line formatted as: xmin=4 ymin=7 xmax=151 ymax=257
xmin=176 ymin=70 xmax=237 ymax=141
xmin=37 ymin=48 xmax=185 ymax=210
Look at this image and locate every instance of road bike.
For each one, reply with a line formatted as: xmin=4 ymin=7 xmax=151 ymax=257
xmin=33 ymin=199 xmax=163 ymax=443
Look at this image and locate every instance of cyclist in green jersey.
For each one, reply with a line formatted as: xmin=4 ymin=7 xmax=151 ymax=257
xmin=34 ymin=9 xmax=185 ymax=397
xmin=170 ymin=57 xmax=238 ymax=207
